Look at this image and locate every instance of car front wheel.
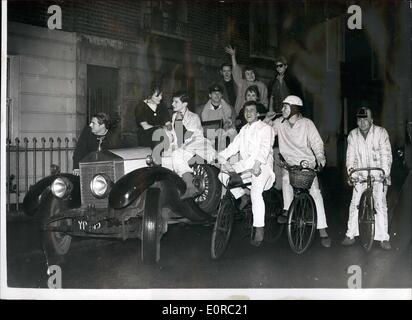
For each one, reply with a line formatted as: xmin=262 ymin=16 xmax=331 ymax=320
xmin=141 ymin=187 xmax=163 ymax=264
xmin=41 ymin=192 xmax=73 ymax=256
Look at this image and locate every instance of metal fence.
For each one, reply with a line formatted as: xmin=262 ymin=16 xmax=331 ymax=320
xmin=6 ymin=137 xmax=77 ymax=213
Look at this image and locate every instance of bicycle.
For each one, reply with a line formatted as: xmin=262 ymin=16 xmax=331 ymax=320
xmin=280 ymin=157 xmax=320 ymax=254
xmin=211 ymin=170 xmax=284 ymax=259
xmin=348 ymin=167 xmax=387 ymax=252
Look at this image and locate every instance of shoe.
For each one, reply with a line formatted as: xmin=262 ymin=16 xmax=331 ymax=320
xmin=277 ymin=210 xmax=288 ymax=224
xmin=380 ymin=241 xmax=392 ymax=250
xmin=250 ymin=239 xmax=262 ymax=247
xmin=341 ymin=236 xmax=355 ymax=246
xmin=320 ymin=236 xmax=331 ymax=248
xmin=180 ymin=173 xmax=201 ymax=200
xmin=250 ymin=227 xmax=264 ymax=247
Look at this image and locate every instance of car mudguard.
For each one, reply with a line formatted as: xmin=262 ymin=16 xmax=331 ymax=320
xmin=22 ymin=174 xmax=80 ymax=216
xmin=108 ymin=167 xmax=212 ymax=222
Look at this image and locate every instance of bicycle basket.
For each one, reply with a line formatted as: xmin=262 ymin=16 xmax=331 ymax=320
xmin=289 ymin=169 xmax=316 ymax=189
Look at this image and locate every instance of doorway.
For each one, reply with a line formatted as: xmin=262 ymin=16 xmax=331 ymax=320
xmin=87 ymin=65 xmax=119 ymax=125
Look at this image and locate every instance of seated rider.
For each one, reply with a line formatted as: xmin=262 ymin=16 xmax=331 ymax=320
xmin=343 ymin=107 xmax=392 ymax=250
xmin=266 ymin=95 xmax=331 ymax=248
xmin=217 ymin=101 xmax=275 ymax=247
xmin=72 ymin=112 xmax=118 ymax=175
xmin=168 ymin=91 xmax=217 ymax=199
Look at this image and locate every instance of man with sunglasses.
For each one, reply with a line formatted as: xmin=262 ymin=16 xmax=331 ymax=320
xmin=268 ymin=57 xmax=303 ymax=116
xmin=267 ymin=57 xmax=303 ymax=191
xmin=268 ymin=95 xmax=331 ymax=248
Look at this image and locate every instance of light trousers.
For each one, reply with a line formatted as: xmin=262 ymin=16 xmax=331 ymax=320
xmin=281 ymin=168 xmax=328 ymax=229
xmin=218 ymin=165 xmax=275 ymax=228
xmin=346 ymin=183 xmax=389 ymax=241
xmin=171 ymin=140 xmax=217 ymax=177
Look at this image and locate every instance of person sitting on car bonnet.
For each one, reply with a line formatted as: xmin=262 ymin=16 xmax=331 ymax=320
xmin=72 ymin=112 xmax=118 ymax=175
xmin=135 ymin=80 xmax=172 ymax=149
xmin=168 ymin=91 xmax=218 ymax=199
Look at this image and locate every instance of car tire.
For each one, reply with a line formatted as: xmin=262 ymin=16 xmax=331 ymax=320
xmin=192 ymin=164 xmax=222 ymax=216
xmin=141 ymin=187 xmax=162 ymax=264
xmin=40 ymin=192 xmax=73 ymax=256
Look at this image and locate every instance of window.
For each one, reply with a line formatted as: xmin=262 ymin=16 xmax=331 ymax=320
xmin=249 ymin=2 xmax=278 ymax=60
xmin=142 ymin=0 xmax=188 ymax=39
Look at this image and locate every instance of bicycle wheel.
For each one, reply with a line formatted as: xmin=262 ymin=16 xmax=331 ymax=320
xmin=287 ymin=192 xmax=317 ymax=254
xmin=358 ymin=189 xmax=375 ymax=252
xmin=211 ymin=195 xmax=236 ymax=259
xmin=263 ymin=188 xmax=284 ymax=243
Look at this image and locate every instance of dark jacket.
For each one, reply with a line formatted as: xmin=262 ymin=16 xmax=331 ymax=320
xmin=218 ymin=78 xmax=238 ymax=109
xmin=268 ymin=73 xmax=303 ymax=107
xmin=72 ymin=126 xmax=118 ymax=169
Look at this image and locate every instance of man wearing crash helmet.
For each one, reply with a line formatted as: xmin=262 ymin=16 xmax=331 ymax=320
xmin=265 ymin=95 xmax=331 ymax=248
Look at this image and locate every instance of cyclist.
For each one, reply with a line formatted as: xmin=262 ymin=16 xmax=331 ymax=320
xmin=217 ymin=101 xmax=276 ymax=246
xmin=343 ymin=107 xmax=392 ymax=250
xmin=266 ymin=95 xmax=331 ymax=248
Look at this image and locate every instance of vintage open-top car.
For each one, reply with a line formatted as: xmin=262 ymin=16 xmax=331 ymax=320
xmin=22 ymin=147 xmax=221 ymax=264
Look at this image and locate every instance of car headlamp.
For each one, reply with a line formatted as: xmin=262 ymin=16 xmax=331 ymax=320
xmin=90 ymin=173 xmax=112 ymax=199
xmin=51 ymin=177 xmax=73 ymax=199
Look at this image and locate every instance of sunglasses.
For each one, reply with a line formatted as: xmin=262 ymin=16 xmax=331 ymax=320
xmin=276 ymin=63 xmax=285 ymax=68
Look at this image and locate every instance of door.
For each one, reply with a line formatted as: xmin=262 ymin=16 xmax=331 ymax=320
xmin=87 ymin=65 xmax=119 ymax=125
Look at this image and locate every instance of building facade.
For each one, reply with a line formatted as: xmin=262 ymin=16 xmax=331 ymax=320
xmin=6 ymin=0 xmax=411 ymax=205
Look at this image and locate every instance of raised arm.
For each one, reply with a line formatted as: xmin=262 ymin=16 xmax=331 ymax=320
xmin=225 ymin=45 xmax=242 ymax=86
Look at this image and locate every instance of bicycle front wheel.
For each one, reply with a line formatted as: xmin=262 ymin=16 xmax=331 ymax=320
xmin=211 ymin=195 xmax=236 ymax=259
xmin=358 ymin=190 xmax=375 ymax=252
xmin=287 ymin=192 xmax=317 ymax=254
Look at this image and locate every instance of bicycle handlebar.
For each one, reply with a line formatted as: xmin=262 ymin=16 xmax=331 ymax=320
xmin=278 ymin=154 xmax=321 ymax=173
xmin=348 ymin=167 xmax=387 ymax=186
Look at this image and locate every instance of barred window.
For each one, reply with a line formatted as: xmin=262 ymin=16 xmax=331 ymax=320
xmin=249 ymin=2 xmax=278 ymax=60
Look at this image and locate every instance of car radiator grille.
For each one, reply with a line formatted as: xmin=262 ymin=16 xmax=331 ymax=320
xmin=80 ymin=161 xmax=124 ymax=208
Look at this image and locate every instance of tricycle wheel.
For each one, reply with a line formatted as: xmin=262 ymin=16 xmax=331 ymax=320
xmin=192 ymin=164 xmax=222 ymax=215
xmin=211 ymin=195 xmax=235 ymax=259
xmin=141 ymin=188 xmax=162 ymax=264
xmin=41 ymin=192 xmax=72 ymax=256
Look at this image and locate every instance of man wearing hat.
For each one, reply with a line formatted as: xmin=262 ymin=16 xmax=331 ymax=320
xmin=343 ymin=107 xmax=392 ymax=250
xmin=268 ymin=95 xmax=331 ymax=248
xmin=200 ymin=83 xmax=237 ymax=151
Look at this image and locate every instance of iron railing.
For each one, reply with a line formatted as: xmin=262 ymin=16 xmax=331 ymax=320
xmin=6 ymin=137 xmax=77 ymax=213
